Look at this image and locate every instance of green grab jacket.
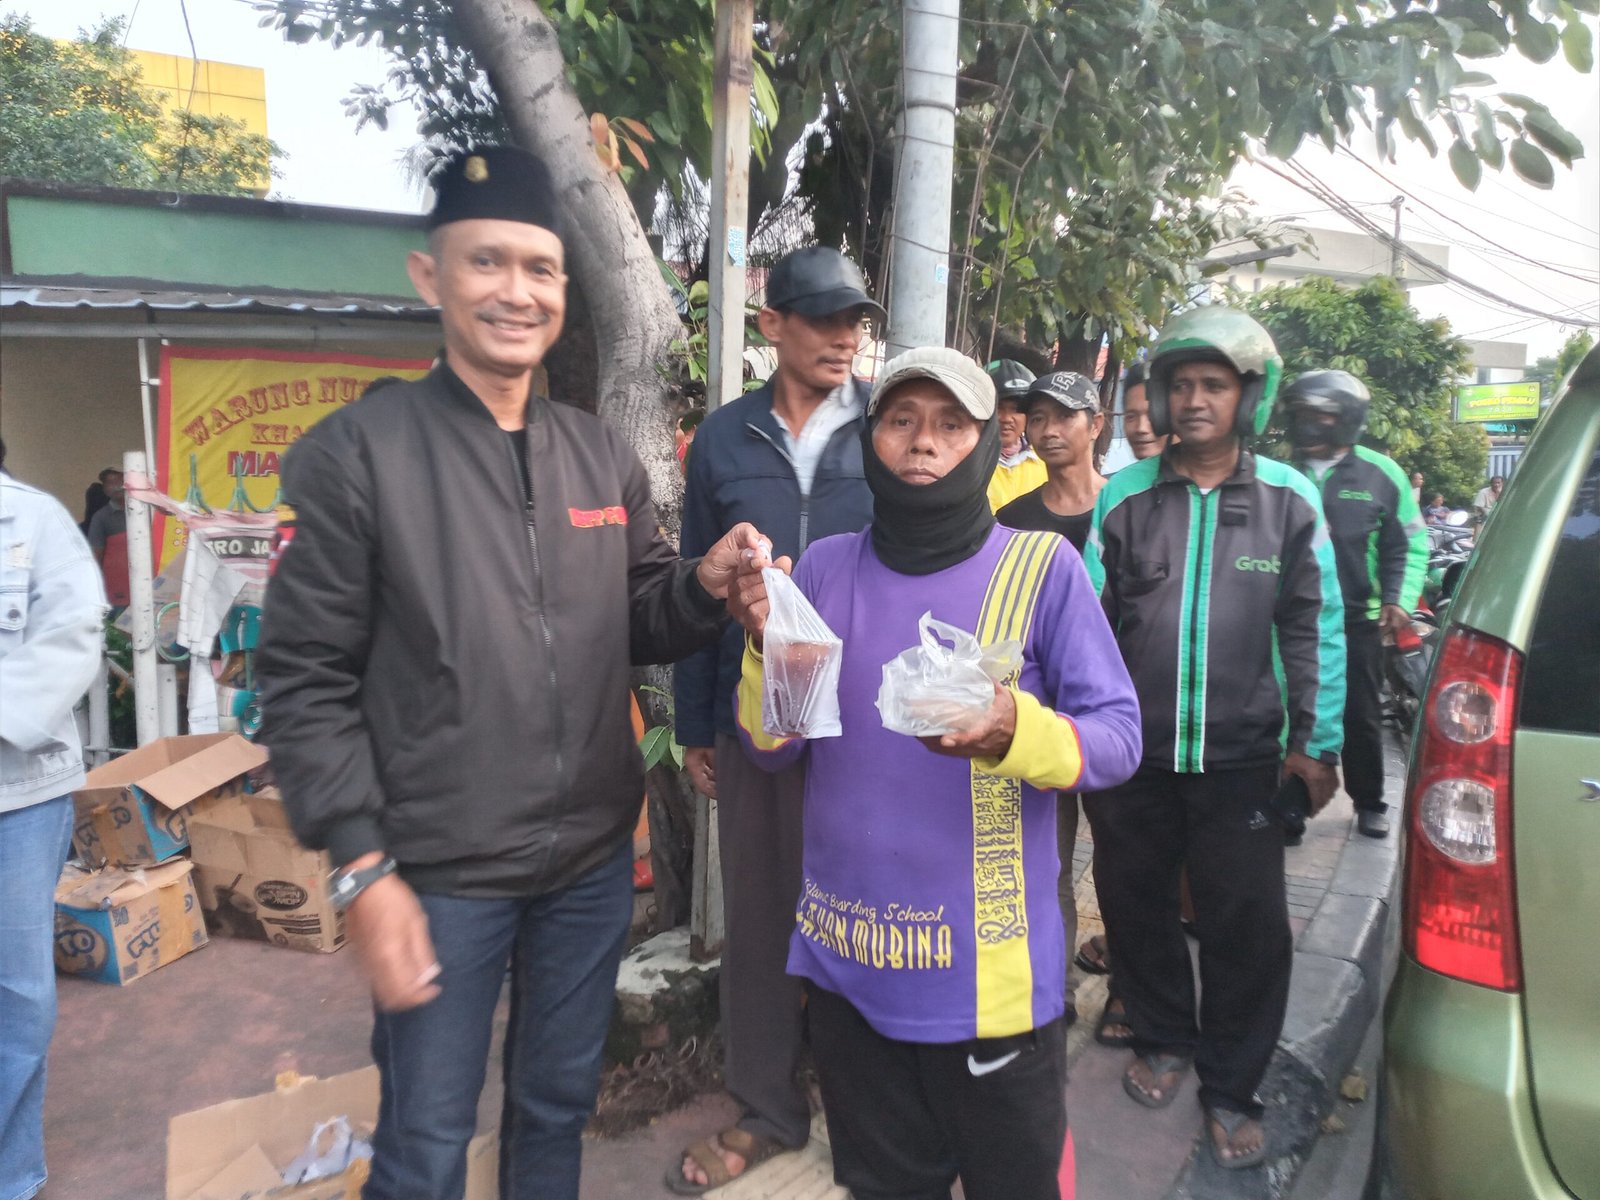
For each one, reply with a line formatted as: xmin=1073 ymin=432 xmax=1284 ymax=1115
xmin=1083 ymin=449 xmax=1346 ymax=774
xmin=1293 ymin=446 xmax=1428 ymax=623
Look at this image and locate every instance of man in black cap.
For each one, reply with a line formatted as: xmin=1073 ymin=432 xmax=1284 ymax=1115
xmin=670 ymin=245 xmax=880 ymax=1192
xmin=984 ymin=359 xmax=1047 ymax=511
xmin=257 ymin=145 xmax=772 ymax=1200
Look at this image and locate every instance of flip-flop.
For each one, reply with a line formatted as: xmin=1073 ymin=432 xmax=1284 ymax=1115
xmin=1095 ymin=997 xmax=1134 ymax=1048
xmin=665 ymin=1128 xmax=789 ymax=1196
xmin=1121 ymin=1053 xmax=1191 ymax=1109
xmin=1074 ymin=934 xmax=1111 ymax=975
xmin=1205 ymin=1106 xmax=1268 ymax=1170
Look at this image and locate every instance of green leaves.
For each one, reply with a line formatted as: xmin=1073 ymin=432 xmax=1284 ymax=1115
xmin=1513 ymin=16 xmax=1561 ymax=61
xmin=1522 ymin=104 xmax=1585 ymax=163
xmin=1448 ymin=139 xmax=1482 ymax=188
xmin=1509 ymin=137 xmax=1556 ymax=186
xmin=638 ymin=724 xmax=684 ymax=772
xmin=1562 ymin=18 xmax=1595 ymax=70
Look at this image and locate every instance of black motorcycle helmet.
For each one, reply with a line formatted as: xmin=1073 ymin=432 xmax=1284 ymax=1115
xmin=1280 ymin=369 xmax=1372 ymax=451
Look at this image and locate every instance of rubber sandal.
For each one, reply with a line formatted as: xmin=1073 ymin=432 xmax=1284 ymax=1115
xmin=665 ymin=1128 xmax=789 ymax=1196
xmin=1073 ymin=934 xmax=1111 ymax=975
xmin=1121 ymin=1053 xmax=1190 ymax=1109
xmin=1205 ymin=1106 xmax=1268 ymax=1170
xmin=1095 ymin=997 xmax=1134 ymax=1048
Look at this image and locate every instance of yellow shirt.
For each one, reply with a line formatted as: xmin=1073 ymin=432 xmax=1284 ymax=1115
xmin=986 ymin=452 xmax=1048 ymax=512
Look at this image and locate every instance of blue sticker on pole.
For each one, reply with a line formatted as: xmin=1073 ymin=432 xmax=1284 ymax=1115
xmin=728 ymin=226 xmax=747 ymax=268
xmin=934 ymin=262 xmax=949 ymax=285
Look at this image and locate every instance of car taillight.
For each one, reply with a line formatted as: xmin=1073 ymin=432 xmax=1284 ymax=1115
xmin=1402 ymin=625 xmax=1523 ymax=991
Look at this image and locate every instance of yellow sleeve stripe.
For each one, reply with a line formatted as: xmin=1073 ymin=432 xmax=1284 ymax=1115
xmin=736 ymin=637 xmax=796 ymax=753
xmin=974 ymin=687 xmax=1084 ymax=791
xmin=975 ymin=530 xmax=1062 ymax=653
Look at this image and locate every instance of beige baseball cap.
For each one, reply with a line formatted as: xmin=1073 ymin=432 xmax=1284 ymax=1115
xmin=868 ymin=346 xmax=997 ymax=421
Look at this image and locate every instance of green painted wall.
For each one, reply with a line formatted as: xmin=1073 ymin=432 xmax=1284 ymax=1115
xmin=7 ymin=196 xmax=425 ymax=297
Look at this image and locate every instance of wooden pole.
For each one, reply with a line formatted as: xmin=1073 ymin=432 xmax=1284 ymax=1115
xmin=690 ymin=0 xmax=753 ymax=963
xmin=704 ymin=0 xmax=753 ymax=413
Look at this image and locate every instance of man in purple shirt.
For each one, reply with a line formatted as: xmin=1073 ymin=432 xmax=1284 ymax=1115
xmin=725 ymin=347 xmax=1141 ymax=1200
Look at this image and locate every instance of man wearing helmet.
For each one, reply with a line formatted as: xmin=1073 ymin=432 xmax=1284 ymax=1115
xmin=984 ymin=359 xmax=1048 ymax=511
xmin=1081 ymin=306 xmax=1346 ymax=1170
xmin=1283 ymin=370 xmax=1427 ymax=839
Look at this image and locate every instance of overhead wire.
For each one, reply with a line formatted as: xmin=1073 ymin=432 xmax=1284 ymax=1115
xmin=1266 ymin=159 xmax=1600 ymax=327
xmin=1334 ymin=146 xmax=1600 ymax=286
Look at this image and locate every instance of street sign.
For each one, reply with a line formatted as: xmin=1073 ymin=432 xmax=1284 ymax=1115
xmin=1456 ymin=382 xmax=1540 ymax=423
xmin=1480 ymin=420 xmax=1534 ymax=435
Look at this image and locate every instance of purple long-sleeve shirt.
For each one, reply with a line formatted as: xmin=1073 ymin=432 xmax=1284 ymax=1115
xmin=736 ymin=525 xmax=1141 ymax=1042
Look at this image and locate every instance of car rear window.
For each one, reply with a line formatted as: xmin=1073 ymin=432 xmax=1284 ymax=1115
xmin=1520 ymin=442 xmax=1600 ymax=734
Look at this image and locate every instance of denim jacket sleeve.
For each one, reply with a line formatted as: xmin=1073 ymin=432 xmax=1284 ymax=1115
xmin=0 ymin=479 xmax=107 ymax=754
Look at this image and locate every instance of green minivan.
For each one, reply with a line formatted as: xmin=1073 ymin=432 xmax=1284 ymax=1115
xmin=1383 ymin=343 xmax=1600 ymax=1199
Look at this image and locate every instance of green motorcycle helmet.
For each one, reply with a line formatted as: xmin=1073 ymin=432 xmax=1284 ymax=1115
xmin=1146 ymin=306 xmax=1284 ymax=438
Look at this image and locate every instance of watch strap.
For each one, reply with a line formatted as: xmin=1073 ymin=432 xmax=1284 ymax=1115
xmin=330 ymin=855 xmax=398 ymax=909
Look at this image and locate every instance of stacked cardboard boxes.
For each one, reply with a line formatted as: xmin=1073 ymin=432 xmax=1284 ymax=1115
xmin=59 ymin=733 xmax=341 ymax=986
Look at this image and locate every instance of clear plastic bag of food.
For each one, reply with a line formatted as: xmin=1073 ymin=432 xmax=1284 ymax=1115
xmin=876 ymin=612 xmax=1023 ymax=736
xmin=761 ymin=567 xmax=843 ymax=738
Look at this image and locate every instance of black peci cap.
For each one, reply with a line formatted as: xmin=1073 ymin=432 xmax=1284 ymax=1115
xmin=427 ymin=146 xmax=563 ymax=237
xmin=765 ymin=247 xmax=887 ymax=323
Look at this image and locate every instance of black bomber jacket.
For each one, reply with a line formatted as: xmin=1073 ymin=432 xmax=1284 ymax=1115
xmin=257 ymin=364 xmax=726 ymax=896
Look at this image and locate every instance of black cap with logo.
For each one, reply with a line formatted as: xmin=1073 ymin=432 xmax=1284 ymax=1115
xmin=1025 ymin=370 xmax=1101 ymax=414
xmin=765 ymin=247 xmax=887 ymax=323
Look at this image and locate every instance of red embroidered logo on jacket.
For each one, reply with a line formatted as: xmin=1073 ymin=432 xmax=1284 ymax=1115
xmin=568 ymin=506 xmax=628 ymax=528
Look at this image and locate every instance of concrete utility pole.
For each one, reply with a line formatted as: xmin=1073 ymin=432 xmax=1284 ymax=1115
xmin=886 ymin=0 xmax=960 ymax=355
xmin=1390 ymin=195 xmax=1406 ymax=281
xmin=704 ymin=0 xmax=754 ymax=414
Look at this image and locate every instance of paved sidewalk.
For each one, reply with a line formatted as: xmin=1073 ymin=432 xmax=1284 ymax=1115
xmin=42 ymin=753 xmax=1397 ymax=1200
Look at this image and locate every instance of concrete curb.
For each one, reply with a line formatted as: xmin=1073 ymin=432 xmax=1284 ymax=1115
xmin=1165 ymin=736 xmax=1405 ymax=1200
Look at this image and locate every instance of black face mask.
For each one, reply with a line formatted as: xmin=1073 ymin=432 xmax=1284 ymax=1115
xmin=862 ymin=414 xmax=1000 ymax=575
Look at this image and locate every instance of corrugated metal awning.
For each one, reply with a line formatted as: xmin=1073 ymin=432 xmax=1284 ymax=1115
xmin=1 ymin=282 xmax=437 ymax=319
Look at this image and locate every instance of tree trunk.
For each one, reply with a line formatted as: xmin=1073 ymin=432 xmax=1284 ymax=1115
xmin=453 ymin=0 xmax=688 ymax=530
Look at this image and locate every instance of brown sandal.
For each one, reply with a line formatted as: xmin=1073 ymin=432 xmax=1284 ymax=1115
xmin=666 ymin=1127 xmax=790 ymax=1195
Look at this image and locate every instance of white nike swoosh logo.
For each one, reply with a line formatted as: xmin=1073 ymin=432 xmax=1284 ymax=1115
xmin=966 ymin=1049 xmax=1021 ymax=1077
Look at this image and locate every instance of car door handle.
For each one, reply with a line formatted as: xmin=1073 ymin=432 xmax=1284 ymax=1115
xmin=1581 ymin=779 xmax=1600 ymax=802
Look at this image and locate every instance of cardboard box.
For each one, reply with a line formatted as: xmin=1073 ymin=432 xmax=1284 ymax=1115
xmin=167 ymin=1067 xmax=499 ymax=1200
xmin=73 ymin=733 xmax=268 ymax=868
xmin=54 ymin=860 xmax=210 ymax=985
xmin=187 ymin=788 xmax=345 ymax=953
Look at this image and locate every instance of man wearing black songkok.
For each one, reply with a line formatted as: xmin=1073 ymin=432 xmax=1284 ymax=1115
xmin=257 ymin=146 xmax=772 ymax=1200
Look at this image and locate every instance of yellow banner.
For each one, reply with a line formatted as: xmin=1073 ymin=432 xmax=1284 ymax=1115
xmin=156 ymin=346 xmax=431 ymax=566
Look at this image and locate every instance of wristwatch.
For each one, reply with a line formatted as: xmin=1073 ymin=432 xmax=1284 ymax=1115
xmin=329 ymin=855 xmax=398 ymax=911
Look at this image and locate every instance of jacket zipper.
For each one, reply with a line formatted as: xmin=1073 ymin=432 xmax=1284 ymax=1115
xmin=508 ymin=434 xmax=567 ymax=803
xmin=1185 ymin=489 xmax=1214 ymax=772
xmin=746 ymin=423 xmax=812 ymax=553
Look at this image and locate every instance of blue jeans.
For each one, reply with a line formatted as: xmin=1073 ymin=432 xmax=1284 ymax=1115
xmin=0 ymin=796 xmax=74 ymax=1200
xmin=364 ymin=844 xmax=635 ymax=1200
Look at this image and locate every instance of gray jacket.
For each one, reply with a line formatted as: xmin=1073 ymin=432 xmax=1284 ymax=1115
xmin=0 ymin=472 xmax=107 ymax=812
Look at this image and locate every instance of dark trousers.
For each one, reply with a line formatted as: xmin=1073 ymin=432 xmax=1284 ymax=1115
xmin=806 ymin=983 xmax=1069 ymax=1200
xmin=363 ymin=845 xmax=634 ymax=1200
xmin=1083 ymin=763 xmax=1290 ymax=1118
xmin=1343 ymin=617 xmax=1387 ymax=812
xmin=714 ymin=732 xmax=811 ymax=1148
xmin=1056 ymin=795 xmax=1079 ymax=1007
